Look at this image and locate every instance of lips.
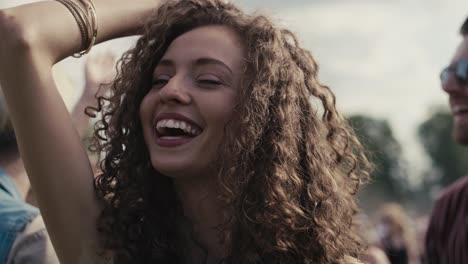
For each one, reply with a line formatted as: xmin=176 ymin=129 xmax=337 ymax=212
xmin=452 ymin=105 xmax=468 ymax=115
xmin=155 ymin=119 xmax=202 ymax=137
xmin=153 ymin=112 xmax=203 ymax=147
xmin=155 ymin=113 xmax=202 ymax=130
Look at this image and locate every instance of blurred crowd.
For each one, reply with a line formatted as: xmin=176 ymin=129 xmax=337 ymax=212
xmin=360 ymin=203 xmax=428 ymax=264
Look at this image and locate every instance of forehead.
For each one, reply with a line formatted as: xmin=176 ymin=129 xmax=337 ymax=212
xmin=451 ymin=36 xmax=468 ymax=63
xmin=160 ymin=25 xmax=245 ymax=69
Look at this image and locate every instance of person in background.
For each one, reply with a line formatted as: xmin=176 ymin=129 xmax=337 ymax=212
xmin=354 ymin=213 xmax=391 ymax=264
xmin=0 ymin=52 xmax=116 ymax=264
xmin=413 ymin=216 xmax=428 ymax=264
xmin=374 ymin=203 xmax=420 ymax=264
xmin=361 ymin=246 xmax=391 ymax=264
xmin=425 ymin=16 xmax=468 ymax=264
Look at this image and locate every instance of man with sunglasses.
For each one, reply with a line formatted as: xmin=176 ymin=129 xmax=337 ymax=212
xmin=424 ymin=16 xmax=468 ymax=264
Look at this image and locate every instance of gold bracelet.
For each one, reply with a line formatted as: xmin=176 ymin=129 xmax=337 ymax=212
xmin=68 ymin=0 xmax=92 ymax=57
xmin=77 ymin=0 xmax=98 ymax=55
xmin=55 ymin=0 xmax=97 ymax=58
xmin=55 ymin=0 xmax=88 ymax=53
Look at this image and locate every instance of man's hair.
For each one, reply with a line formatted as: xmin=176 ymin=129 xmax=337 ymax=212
xmin=461 ymin=16 xmax=468 ymax=36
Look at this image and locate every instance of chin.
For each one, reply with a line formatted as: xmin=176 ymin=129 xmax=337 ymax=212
xmin=151 ymin=158 xmax=207 ymax=179
xmin=453 ymin=122 xmax=468 ymax=145
xmin=454 ymin=131 xmax=468 ymax=145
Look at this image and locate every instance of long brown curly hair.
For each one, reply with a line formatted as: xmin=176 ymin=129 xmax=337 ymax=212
xmin=89 ymin=0 xmax=372 ymax=263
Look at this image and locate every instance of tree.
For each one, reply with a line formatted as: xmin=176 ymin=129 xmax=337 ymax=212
xmin=348 ymin=115 xmax=409 ymax=210
xmin=418 ymin=107 xmax=468 ymax=188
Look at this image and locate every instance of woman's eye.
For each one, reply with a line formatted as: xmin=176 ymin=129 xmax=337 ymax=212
xmin=198 ymin=80 xmax=222 ymax=85
xmin=196 ymin=73 xmax=224 ymax=87
xmin=153 ymin=79 xmax=168 ymax=85
xmin=152 ymin=78 xmax=169 ymax=88
xmin=198 ymin=79 xmax=223 ymax=86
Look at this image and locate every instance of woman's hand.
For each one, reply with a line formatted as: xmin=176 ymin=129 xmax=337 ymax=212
xmin=0 ymin=0 xmax=159 ymax=65
xmin=84 ymin=51 xmax=117 ymax=98
xmin=72 ymin=51 xmax=118 ymax=138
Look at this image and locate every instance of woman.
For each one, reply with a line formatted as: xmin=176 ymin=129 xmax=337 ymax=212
xmin=0 ymin=0 xmax=371 ymax=263
xmin=375 ymin=203 xmax=420 ymax=264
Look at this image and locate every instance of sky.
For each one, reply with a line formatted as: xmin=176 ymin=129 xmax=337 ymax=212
xmin=234 ymin=0 xmax=468 ymax=185
xmin=2 ymin=0 xmax=468 ymax=185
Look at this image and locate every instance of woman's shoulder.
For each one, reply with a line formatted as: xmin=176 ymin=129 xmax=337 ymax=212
xmin=77 ymin=242 xmax=113 ymax=264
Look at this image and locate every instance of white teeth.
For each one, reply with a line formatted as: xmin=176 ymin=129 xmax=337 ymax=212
xmin=155 ymin=118 xmax=201 ymax=136
xmin=167 ymin=120 xmax=175 ymax=128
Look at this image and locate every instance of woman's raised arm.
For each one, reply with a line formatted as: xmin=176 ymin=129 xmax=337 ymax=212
xmin=0 ymin=1 xmax=159 ymax=263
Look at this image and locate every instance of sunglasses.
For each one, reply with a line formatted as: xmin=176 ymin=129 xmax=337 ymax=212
xmin=440 ymin=59 xmax=468 ymax=87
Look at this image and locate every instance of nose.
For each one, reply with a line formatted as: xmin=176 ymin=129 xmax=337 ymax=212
xmin=441 ymin=72 xmax=466 ymax=95
xmin=158 ymin=75 xmax=191 ymax=105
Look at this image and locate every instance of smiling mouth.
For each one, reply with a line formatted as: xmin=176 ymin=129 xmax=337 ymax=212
xmin=154 ymin=118 xmax=203 ymax=147
xmin=453 ymin=107 xmax=468 ymax=115
xmin=156 ymin=118 xmax=202 ymax=137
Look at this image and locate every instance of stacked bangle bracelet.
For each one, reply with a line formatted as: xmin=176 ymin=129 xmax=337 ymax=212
xmin=55 ymin=0 xmax=98 ymax=58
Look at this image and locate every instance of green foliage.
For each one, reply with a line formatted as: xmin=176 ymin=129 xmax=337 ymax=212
xmin=348 ymin=115 xmax=409 ymax=209
xmin=418 ymin=107 xmax=468 ymax=188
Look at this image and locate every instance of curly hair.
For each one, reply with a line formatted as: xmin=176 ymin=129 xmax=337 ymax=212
xmin=89 ymin=0 xmax=372 ymax=263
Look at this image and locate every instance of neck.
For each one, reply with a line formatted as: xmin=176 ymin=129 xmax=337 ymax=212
xmin=0 ymin=154 xmax=29 ymax=200
xmin=174 ymin=175 xmax=226 ymax=261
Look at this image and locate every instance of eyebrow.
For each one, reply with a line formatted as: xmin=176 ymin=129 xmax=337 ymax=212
xmin=156 ymin=57 xmax=233 ymax=74
xmin=194 ymin=58 xmax=233 ymax=75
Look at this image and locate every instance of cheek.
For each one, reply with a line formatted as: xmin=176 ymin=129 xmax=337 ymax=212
xmin=139 ymin=92 xmax=161 ymax=145
xmin=205 ymin=94 xmax=236 ymax=129
xmin=139 ymin=91 xmax=157 ymax=122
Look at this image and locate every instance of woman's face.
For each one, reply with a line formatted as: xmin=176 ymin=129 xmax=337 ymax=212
xmin=140 ymin=25 xmax=245 ymax=179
